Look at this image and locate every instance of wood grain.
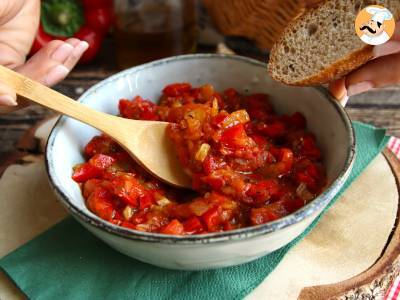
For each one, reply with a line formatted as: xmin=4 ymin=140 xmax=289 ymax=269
xmin=298 ymin=149 xmax=400 ymax=300
xmin=203 ymin=0 xmax=308 ymax=50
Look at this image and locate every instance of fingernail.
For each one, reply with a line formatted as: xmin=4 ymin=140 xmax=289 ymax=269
xmin=72 ymin=41 xmax=89 ymax=57
xmin=45 ymin=65 xmax=69 ymax=86
xmin=51 ymin=43 xmax=74 ymax=62
xmin=347 ymin=81 xmax=374 ymax=96
xmin=373 ymin=41 xmax=400 ymax=58
xmin=0 ymin=95 xmax=17 ymax=106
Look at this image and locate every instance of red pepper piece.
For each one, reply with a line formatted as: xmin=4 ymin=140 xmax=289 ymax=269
xmin=183 ymin=217 xmax=204 ymax=234
xmin=283 ymin=197 xmax=305 ymax=213
xmin=86 ymin=187 xmax=115 ymax=220
xmin=246 ymin=179 xmax=280 ymax=203
xmin=139 ymin=194 xmax=154 ymax=210
xmin=258 ymin=121 xmax=286 ymax=138
xmin=72 ymin=163 xmax=102 ymax=182
xmin=162 ymin=83 xmax=192 ymax=97
xmin=160 ymin=219 xmax=184 ymax=235
xmin=202 ymin=155 xmax=218 ymax=175
xmin=119 ymin=97 xmax=159 ymax=121
xmin=84 ymin=135 xmax=121 ymax=157
xmin=202 ymin=206 xmax=222 ymax=232
xmin=89 ymin=154 xmax=116 ymax=169
xmin=112 ymin=175 xmax=145 ymax=207
xmin=203 ymin=176 xmax=225 ymax=190
xmin=220 ymin=124 xmax=248 ymax=148
xmin=250 ymin=206 xmax=283 ymax=225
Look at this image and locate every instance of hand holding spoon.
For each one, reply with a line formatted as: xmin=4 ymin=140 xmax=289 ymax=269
xmin=0 ymin=65 xmax=191 ymax=188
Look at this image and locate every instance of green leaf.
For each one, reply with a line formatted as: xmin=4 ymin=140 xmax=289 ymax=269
xmin=41 ymin=0 xmax=84 ymax=37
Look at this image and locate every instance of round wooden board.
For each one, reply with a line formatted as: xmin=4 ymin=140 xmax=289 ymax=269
xmin=298 ymin=148 xmax=400 ymax=300
xmin=0 ymin=121 xmax=399 ymax=299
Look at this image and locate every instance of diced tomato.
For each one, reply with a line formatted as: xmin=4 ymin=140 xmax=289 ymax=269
xmin=203 ymin=176 xmax=225 ymax=190
xmin=162 ymin=83 xmax=192 ymax=97
xmin=203 ymin=155 xmax=217 ymax=175
xmin=258 ymin=122 xmax=286 ymax=138
xmin=202 ymin=206 xmax=222 ymax=231
xmin=245 ymin=93 xmax=272 ymax=120
xmin=86 ymin=187 xmax=115 ymax=220
xmin=250 ymin=205 xmax=283 ymax=225
xmin=84 ymin=135 xmax=121 ymax=157
xmin=119 ymin=96 xmax=159 ymax=121
xmin=83 ymin=179 xmax=112 ymax=198
xmin=246 ymin=179 xmax=280 ymax=203
xmin=250 ymin=134 xmax=267 ymax=149
xmin=139 ymin=194 xmax=154 ymax=210
xmin=112 ymin=175 xmax=145 ymax=206
xmin=283 ymin=197 xmax=305 ymax=213
xmin=72 ymin=163 xmax=102 ymax=183
xmin=121 ymin=221 xmax=137 ymax=230
xmin=160 ymin=219 xmax=184 ymax=235
xmin=220 ymin=124 xmax=248 ymax=148
xmin=211 ymin=112 xmax=229 ymax=128
xmin=183 ymin=217 xmax=204 ymax=234
xmin=89 ymin=154 xmax=116 ymax=169
xmin=290 ymin=112 xmax=306 ymax=129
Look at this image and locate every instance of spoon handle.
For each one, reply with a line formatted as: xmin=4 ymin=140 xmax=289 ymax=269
xmin=0 ymin=65 xmax=121 ymax=134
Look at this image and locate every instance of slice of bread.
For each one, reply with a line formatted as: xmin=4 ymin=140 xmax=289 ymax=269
xmin=268 ymin=0 xmax=400 ymax=86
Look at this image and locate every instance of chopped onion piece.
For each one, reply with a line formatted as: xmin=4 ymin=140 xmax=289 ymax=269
xmin=222 ymin=109 xmax=250 ymax=128
xmin=211 ymin=97 xmax=219 ymax=116
xmin=123 ymin=206 xmax=134 ymax=220
xmin=195 ymin=143 xmax=211 ymax=162
xmin=157 ymin=197 xmax=171 ymax=207
xmin=296 ymin=183 xmax=314 ymax=201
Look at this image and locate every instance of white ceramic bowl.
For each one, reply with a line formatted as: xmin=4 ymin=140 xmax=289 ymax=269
xmin=46 ymin=54 xmax=355 ymax=270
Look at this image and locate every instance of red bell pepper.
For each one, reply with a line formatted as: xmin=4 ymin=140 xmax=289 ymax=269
xmin=30 ymin=0 xmax=113 ymax=63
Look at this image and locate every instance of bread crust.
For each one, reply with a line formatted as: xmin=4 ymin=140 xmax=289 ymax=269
xmin=269 ymin=45 xmax=374 ymax=86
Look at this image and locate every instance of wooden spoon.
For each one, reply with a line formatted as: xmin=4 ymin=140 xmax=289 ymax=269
xmin=0 ymin=65 xmax=191 ymax=188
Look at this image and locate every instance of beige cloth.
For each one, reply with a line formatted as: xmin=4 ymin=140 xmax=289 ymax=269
xmin=0 ymin=118 xmax=397 ymax=299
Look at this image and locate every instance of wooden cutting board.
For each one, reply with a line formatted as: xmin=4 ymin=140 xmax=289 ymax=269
xmin=0 ymin=117 xmax=399 ymax=300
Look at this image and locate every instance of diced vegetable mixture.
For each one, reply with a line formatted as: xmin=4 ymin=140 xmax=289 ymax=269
xmin=72 ymin=83 xmax=326 ymax=235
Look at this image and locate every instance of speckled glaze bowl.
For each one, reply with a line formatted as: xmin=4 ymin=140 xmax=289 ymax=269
xmin=46 ymin=54 xmax=355 ymax=270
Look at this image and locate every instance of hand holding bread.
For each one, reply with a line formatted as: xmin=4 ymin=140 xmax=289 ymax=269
xmin=268 ymin=0 xmax=400 ymax=99
xmin=330 ymin=21 xmax=400 ymax=99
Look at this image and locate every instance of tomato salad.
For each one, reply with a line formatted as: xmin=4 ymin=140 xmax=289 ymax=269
xmin=72 ymin=83 xmax=326 ymax=235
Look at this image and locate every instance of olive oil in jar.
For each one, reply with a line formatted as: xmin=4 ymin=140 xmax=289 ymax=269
xmin=114 ymin=0 xmax=197 ymax=69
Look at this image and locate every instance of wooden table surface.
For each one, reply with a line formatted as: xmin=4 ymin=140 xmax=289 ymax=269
xmin=1 ymin=39 xmax=400 ymax=159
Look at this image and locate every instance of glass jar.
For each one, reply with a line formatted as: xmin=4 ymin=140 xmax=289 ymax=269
xmin=114 ymin=0 xmax=197 ymax=69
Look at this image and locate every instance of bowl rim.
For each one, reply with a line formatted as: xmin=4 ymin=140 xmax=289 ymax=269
xmin=45 ymin=53 xmax=355 ymax=244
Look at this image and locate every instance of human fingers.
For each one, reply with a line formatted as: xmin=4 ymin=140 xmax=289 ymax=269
xmin=15 ymin=39 xmax=88 ymax=86
xmin=346 ymin=52 xmax=400 ymax=96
